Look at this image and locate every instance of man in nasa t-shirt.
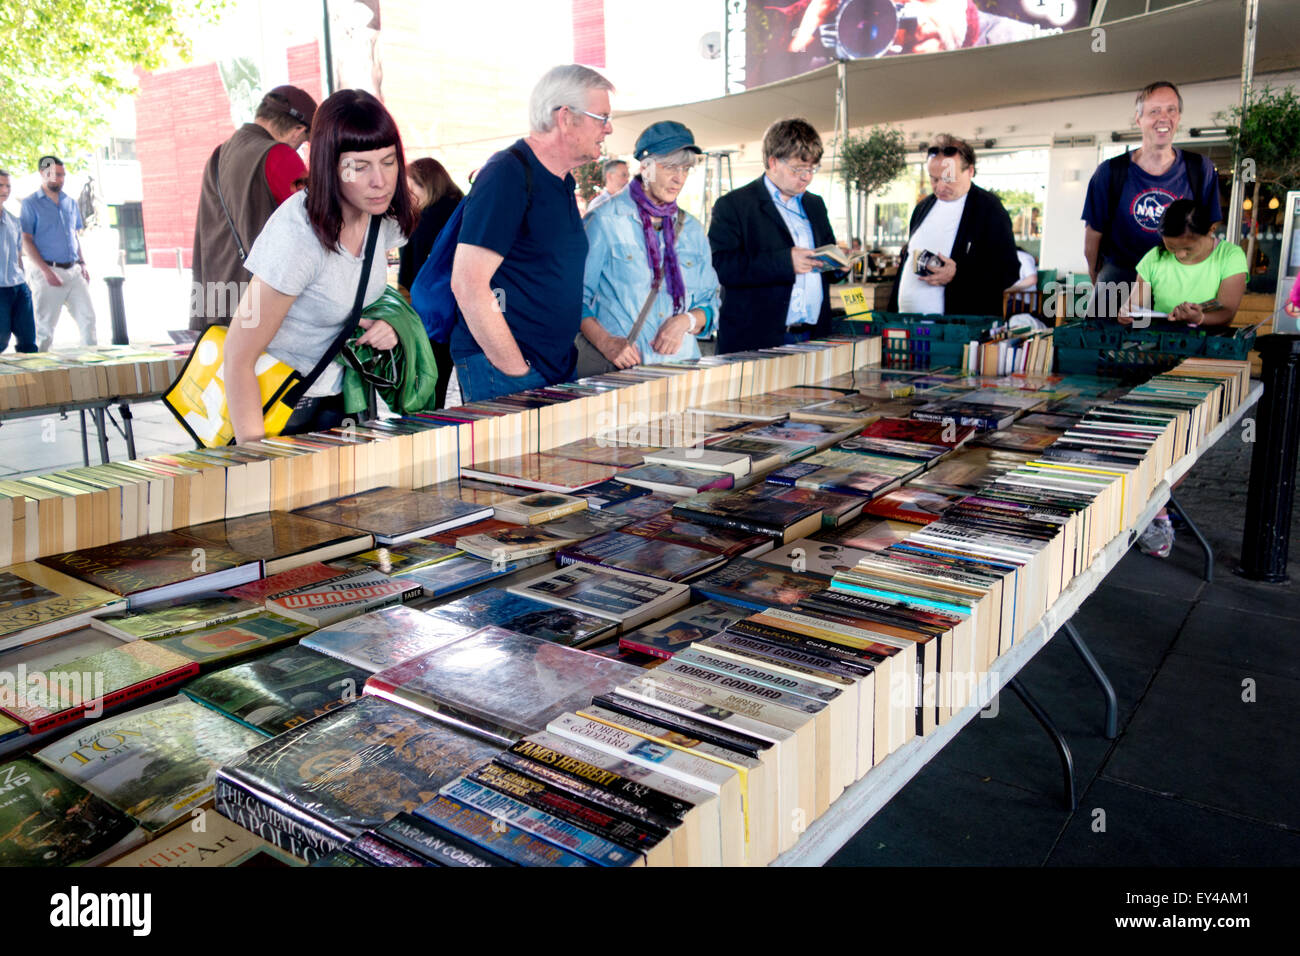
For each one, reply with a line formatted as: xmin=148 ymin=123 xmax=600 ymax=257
xmin=1082 ymin=81 xmax=1222 ymax=315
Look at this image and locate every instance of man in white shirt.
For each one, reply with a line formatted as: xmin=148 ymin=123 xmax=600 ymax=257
xmin=584 ymin=158 xmax=629 ymax=216
xmin=889 ymin=135 xmax=1019 ymax=317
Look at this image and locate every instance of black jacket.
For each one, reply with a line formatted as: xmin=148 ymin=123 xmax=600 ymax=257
xmin=887 ymin=182 xmax=1020 ymax=318
xmin=709 ymin=176 xmax=837 ymax=353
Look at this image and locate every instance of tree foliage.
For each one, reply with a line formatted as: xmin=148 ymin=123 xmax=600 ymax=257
xmin=837 ymin=125 xmax=908 ymax=197
xmin=574 ymin=159 xmax=605 ymax=202
xmin=0 ymin=1 xmax=225 ymax=170
xmin=1222 ymin=85 xmax=1300 ymax=189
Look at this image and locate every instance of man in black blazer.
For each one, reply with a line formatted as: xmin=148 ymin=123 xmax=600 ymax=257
xmin=710 ymin=118 xmax=839 ymax=354
xmin=888 ymin=134 xmax=1020 ymax=318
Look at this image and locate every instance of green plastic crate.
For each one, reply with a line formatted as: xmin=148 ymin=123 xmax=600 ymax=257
xmin=859 ymin=313 xmax=1005 ymax=370
xmin=1053 ymin=320 xmax=1255 ymax=379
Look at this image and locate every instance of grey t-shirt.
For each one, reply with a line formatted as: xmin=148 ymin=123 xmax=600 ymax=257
xmin=245 ymin=190 xmax=406 ymax=396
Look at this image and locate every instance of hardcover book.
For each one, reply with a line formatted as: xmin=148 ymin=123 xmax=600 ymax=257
xmin=303 ymin=605 xmax=473 ymax=672
xmin=90 ymin=593 xmax=263 ymax=641
xmin=108 ymin=810 xmax=300 ymax=868
xmin=182 ymin=645 xmax=370 ymax=736
xmin=508 ymin=566 xmax=691 ymax=631
xmin=617 ymin=600 xmax=752 ymax=660
xmin=620 ymin=512 xmax=774 ymax=558
xmin=459 ymin=454 xmax=618 ymax=493
xmin=1 ymin=640 xmax=199 ymax=734
xmin=223 ymin=562 xmax=350 ymax=602
xmin=492 ymin=491 xmax=589 ymax=525
xmin=176 ymin=511 xmax=375 ymax=576
xmin=365 ymin=626 xmax=648 ymax=745
xmin=0 ymin=562 xmax=125 ymax=650
xmin=414 ymin=793 xmax=591 ymax=866
xmin=690 ymin=557 xmax=830 ymax=611
xmin=864 ymin=486 xmax=966 ymax=524
xmin=399 ymin=555 xmax=527 ymax=599
xmin=332 ymin=539 xmax=463 ymax=576
xmin=292 ymin=486 xmax=492 ymax=544
xmin=572 ymin=479 xmax=653 ymax=510
xmin=149 ymin=612 xmax=317 ymax=668
xmin=671 ymin=490 xmax=824 ymax=543
xmin=557 ymin=532 xmax=727 ymax=583
xmin=37 ymin=532 xmax=263 ymax=609
xmin=759 ymin=539 xmax=876 ymax=577
xmin=617 ymin=463 xmax=735 ymax=496
xmin=264 ymin=569 xmax=421 ymax=626
xmin=215 ymin=696 xmax=501 ymax=861
xmin=640 ymin=447 xmax=753 ymax=477
xmin=426 ymin=589 xmax=616 ymax=650
xmin=0 ymin=758 xmax=144 ymax=867
xmin=36 ymin=696 xmax=264 ymax=833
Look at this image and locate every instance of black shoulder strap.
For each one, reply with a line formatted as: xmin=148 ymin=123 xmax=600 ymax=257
xmin=1106 ymin=150 xmax=1132 ymax=231
xmin=1182 ymin=149 xmax=1205 ymax=202
xmin=507 ymin=145 xmax=535 ymax=229
xmin=285 ymin=214 xmax=383 ymax=403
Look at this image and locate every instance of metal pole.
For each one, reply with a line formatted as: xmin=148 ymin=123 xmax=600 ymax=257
xmin=1226 ymin=0 xmax=1260 ymax=244
xmin=837 ymin=60 xmax=850 ymax=239
xmin=322 ymin=0 xmax=336 ymax=96
xmin=1238 ymin=334 xmax=1300 ymax=582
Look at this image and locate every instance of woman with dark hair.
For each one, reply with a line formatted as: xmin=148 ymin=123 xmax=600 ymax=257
xmin=1120 ymin=198 xmax=1247 ymax=327
xmin=225 ymin=89 xmax=417 ymax=443
xmin=399 ymin=157 xmax=462 ymax=407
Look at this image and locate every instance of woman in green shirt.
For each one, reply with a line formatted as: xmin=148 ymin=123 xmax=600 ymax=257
xmin=1119 ymin=198 xmax=1247 ymax=327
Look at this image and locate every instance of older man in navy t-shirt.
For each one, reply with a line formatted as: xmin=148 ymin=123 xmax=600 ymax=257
xmin=450 ymin=65 xmax=615 ymax=402
xmin=1082 ymin=81 xmax=1222 ymax=318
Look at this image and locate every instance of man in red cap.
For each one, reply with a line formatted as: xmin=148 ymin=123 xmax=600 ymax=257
xmin=189 ymin=85 xmax=316 ymax=329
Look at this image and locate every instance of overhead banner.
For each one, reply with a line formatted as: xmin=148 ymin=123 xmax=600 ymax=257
xmin=727 ymin=0 xmax=1088 ymax=91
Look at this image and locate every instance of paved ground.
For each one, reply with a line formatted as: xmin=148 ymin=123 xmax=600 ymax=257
xmin=830 ymin=436 xmax=1300 ymax=866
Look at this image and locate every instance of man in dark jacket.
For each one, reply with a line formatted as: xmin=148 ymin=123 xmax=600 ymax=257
xmin=888 ymin=134 xmax=1019 ymax=317
xmin=189 ymin=86 xmax=316 ymax=329
xmin=710 ymin=118 xmax=839 ymax=354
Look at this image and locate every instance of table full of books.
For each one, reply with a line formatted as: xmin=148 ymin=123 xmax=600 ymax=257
xmin=0 ymin=335 xmax=1253 ymax=868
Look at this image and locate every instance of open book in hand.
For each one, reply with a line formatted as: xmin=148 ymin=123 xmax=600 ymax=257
xmin=1126 ymin=299 xmax=1220 ymax=323
xmin=812 ymin=245 xmax=865 ymax=272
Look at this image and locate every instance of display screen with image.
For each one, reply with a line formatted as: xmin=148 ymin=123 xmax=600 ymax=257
xmin=731 ymin=0 xmax=1088 ymax=90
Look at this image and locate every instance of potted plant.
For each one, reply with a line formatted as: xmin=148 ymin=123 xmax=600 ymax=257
xmin=838 ymin=125 xmax=908 ymax=243
xmin=1221 ymin=85 xmax=1300 ymax=279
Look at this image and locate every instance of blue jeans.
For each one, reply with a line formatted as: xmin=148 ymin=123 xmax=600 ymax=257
xmin=454 ymin=351 xmax=548 ymax=403
xmin=0 ymin=283 xmax=37 ymax=353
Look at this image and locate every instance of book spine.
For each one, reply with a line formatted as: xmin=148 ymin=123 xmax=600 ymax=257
xmin=214 ymin=771 xmax=345 ymax=863
xmin=727 ymin=618 xmax=889 ymax=666
xmin=439 ymin=777 xmax=639 ymax=867
xmin=374 ymin=813 xmax=516 ymax=867
xmin=495 ymin=752 xmax=681 ymax=834
xmin=415 ymin=795 xmax=590 ymax=867
xmin=464 ymin=762 xmax=665 ymax=854
xmin=347 ymin=832 xmax=433 ymax=867
xmin=589 ymin=693 xmax=766 ymax=758
xmin=507 ymin=738 xmax=692 ymax=822
xmin=671 ymin=506 xmax=782 ymax=540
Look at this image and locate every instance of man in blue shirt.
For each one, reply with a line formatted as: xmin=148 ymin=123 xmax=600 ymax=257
xmin=21 ymin=155 xmax=98 ymax=351
xmin=0 ymin=169 xmax=37 ymax=353
xmin=1082 ymin=82 xmax=1222 ymax=318
xmin=449 ymin=64 xmax=615 ymax=402
xmin=709 ymin=118 xmax=839 ymax=353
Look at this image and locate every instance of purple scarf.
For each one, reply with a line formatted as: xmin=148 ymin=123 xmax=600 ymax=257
xmin=628 ymin=177 xmax=686 ymax=315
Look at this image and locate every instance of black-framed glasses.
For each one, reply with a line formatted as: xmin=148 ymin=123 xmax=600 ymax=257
xmin=927 ymin=146 xmax=961 ymax=158
xmin=342 ymin=343 xmax=401 ymax=389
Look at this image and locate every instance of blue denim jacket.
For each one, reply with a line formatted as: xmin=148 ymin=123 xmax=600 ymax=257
xmin=581 ymin=189 xmax=720 ymax=363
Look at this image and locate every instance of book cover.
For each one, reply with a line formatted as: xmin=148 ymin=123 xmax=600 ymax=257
xmin=332 ymin=539 xmax=463 ymax=576
xmin=292 ymin=486 xmax=492 ymax=544
xmin=222 ymin=562 xmax=350 ymax=602
xmin=572 ymin=479 xmax=653 ymax=510
xmin=594 ymin=492 xmax=679 ymax=520
xmin=0 ymin=758 xmax=143 ymax=866
xmin=618 ymin=464 xmax=735 ymax=495
xmin=108 ymin=810 xmax=300 ymax=868
xmin=460 ymin=454 xmax=617 ymax=492
xmin=90 ymin=593 xmax=263 ymax=641
xmin=365 ymin=626 xmax=648 ymax=744
xmin=177 ymin=512 xmax=374 ymax=576
xmin=182 ymin=645 xmax=370 ymax=736
xmin=370 ymin=811 xmax=516 ymax=867
xmin=455 ymin=523 xmax=585 ymax=561
xmin=426 ymin=588 xmax=616 ymax=650
xmin=640 ymin=447 xmax=753 ymax=477
xmin=1 ymin=640 xmax=199 ymax=734
xmin=37 ymin=532 xmax=262 ymax=609
xmin=149 ymin=612 xmax=317 ymax=669
xmin=672 ymin=490 xmax=824 ymax=541
xmin=509 ymin=566 xmax=691 ymax=631
xmin=264 ymin=570 xmax=421 ymax=626
xmin=911 ymin=401 xmax=1016 ymax=432
xmin=493 ymin=491 xmax=589 ymax=525
xmin=864 ymin=487 xmax=966 ymax=524
xmin=36 ymin=696 xmax=264 ymax=833
xmin=617 ymin=600 xmax=752 ymax=660
xmin=0 ymin=562 xmax=125 ymax=651
xmin=216 ymin=696 xmax=501 ymax=861
xmin=753 ymin=484 xmax=866 ymax=526
xmin=303 ymin=605 xmax=473 ymax=673
xmin=759 ymin=540 xmax=876 ymax=577
xmin=690 ymin=557 xmax=830 ymax=611
xmin=814 ymin=517 xmax=917 ymax=552
xmin=399 ymin=555 xmax=524 ymax=599
xmin=620 ymin=513 xmax=773 ymax=557
xmin=557 ymin=532 xmax=727 ymax=583
xmin=540 ymin=438 xmax=662 ymax=468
